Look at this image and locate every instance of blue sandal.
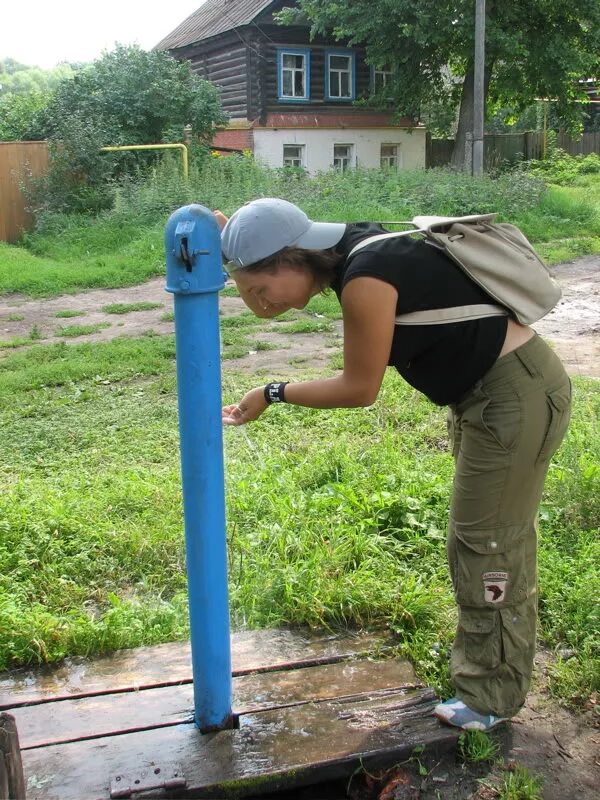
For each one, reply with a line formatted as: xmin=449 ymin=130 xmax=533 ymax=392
xmin=434 ymin=698 xmax=509 ymax=731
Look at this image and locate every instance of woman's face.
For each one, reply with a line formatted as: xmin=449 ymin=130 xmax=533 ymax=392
xmin=232 ymin=263 xmax=318 ymax=316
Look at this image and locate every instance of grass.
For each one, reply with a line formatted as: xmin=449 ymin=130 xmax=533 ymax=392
xmin=0 ymin=336 xmax=31 ymax=349
xmin=56 ymin=323 xmax=111 ymax=337
xmin=102 ymin=302 xmax=162 ymax=314
xmin=458 ymin=731 xmax=500 ymax=764
xmin=0 ymin=335 xmax=597 ymax=712
xmin=54 ymin=310 xmax=86 ymax=318
xmin=480 ymin=764 xmax=544 ymax=800
xmin=0 ymin=223 xmax=164 ymax=297
xmin=1 ymin=160 xmax=598 ymax=299
xmin=274 ymin=318 xmax=334 ymax=334
xmin=5 ymin=313 xmax=25 ymax=321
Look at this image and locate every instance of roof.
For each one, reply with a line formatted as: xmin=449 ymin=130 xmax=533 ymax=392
xmin=155 ymin=0 xmax=278 ymax=51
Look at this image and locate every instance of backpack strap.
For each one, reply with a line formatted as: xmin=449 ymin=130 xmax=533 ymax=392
xmin=347 ymin=229 xmax=423 ymax=258
xmin=346 ymin=230 xmax=508 ymax=326
xmin=395 ymin=304 xmax=507 ymax=325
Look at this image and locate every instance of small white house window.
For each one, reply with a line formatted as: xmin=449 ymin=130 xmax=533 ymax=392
xmin=278 ymin=49 xmax=310 ymax=101
xmin=333 ymin=144 xmax=354 ymax=171
xmin=373 ymin=67 xmax=393 ymax=92
xmin=327 ymin=52 xmax=355 ymax=100
xmin=380 ymin=144 xmax=399 ymax=168
xmin=283 ymin=144 xmax=305 ymax=168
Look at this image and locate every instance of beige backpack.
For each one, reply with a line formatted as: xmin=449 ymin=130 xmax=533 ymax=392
xmin=347 ymin=214 xmax=561 ymax=326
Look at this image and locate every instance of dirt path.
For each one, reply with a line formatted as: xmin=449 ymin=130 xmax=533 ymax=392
xmin=1 ymin=255 xmax=599 ymax=378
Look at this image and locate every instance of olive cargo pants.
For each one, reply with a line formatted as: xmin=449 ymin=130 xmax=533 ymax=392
xmin=447 ymin=334 xmax=571 ymax=718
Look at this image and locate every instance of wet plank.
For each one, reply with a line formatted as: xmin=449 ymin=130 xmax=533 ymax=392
xmin=11 ymin=659 xmax=420 ymax=750
xmin=22 ymin=689 xmax=458 ymax=800
xmin=0 ymin=629 xmax=387 ymax=708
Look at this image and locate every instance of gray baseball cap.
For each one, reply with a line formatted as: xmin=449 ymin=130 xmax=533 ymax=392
xmin=221 ymin=198 xmax=346 ymax=267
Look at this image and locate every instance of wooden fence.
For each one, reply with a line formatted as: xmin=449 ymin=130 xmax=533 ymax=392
xmin=427 ymin=131 xmax=600 ymax=168
xmin=0 ymin=141 xmax=49 ymax=244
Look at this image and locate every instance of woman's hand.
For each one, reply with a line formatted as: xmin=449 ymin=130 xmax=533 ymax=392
xmin=222 ymin=387 xmax=268 ymax=426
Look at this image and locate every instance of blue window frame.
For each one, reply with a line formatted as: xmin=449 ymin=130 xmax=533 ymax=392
xmin=371 ymin=65 xmax=393 ymax=93
xmin=277 ymin=48 xmax=311 ymax=103
xmin=325 ymin=49 xmax=356 ymax=101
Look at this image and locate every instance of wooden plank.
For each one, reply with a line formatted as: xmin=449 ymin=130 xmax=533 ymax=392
xmin=22 ymin=689 xmax=457 ymax=800
xmin=0 ymin=713 xmax=26 ymax=800
xmin=11 ymin=659 xmax=419 ymax=750
xmin=0 ymin=629 xmax=388 ymax=708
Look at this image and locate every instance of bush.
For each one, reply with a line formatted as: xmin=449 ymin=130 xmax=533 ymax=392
xmin=28 ymin=44 xmax=227 ymax=215
xmin=526 ymin=146 xmax=600 ymax=185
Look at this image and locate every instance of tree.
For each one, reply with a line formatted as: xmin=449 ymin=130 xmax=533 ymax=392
xmin=0 ymin=59 xmax=76 ymax=96
xmin=278 ymin=0 xmax=600 ymax=169
xmin=0 ymin=91 xmax=50 ymax=141
xmin=28 ymin=45 xmax=227 ymax=214
xmin=39 ymin=44 xmax=226 ymax=146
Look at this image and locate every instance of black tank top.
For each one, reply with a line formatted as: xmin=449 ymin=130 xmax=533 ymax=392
xmin=330 ymin=223 xmax=507 ymax=405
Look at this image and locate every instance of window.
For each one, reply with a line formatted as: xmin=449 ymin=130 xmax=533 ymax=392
xmin=333 ymin=144 xmax=354 ymax=171
xmin=278 ymin=48 xmax=310 ymax=102
xmin=380 ymin=144 xmax=399 ymax=168
xmin=373 ymin=67 xmax=393 ymax=93
xmin=283 ymin=144 xmax=305 ymax=168
xmin=326 ymin=50 xmax=355 ymax=100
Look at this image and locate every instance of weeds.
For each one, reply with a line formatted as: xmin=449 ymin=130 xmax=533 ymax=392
xmin=458 ymin=731 xmax=500 ymax=763
xmin=0 ymin=336 xmax=596 ymax=707
xmin=2 ymin=160 xmax=598 ymax=298
xmin=102 ymin=302 xmax=163 ymax=314
xmin=56 ymin=323 xmax=111 ymax=337
xmin=54 ymin=310 xmax=86 ymax=318
xmin=479 ymin=764 xmax=544 ymax=800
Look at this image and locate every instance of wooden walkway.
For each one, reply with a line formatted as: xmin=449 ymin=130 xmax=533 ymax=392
xmin=0 ymin=629 xmax=458 ymax=799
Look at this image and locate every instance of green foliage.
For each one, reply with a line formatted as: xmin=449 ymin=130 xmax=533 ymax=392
xmin=0 ymin=333 xmax=597 ymax=710
xmin=3 ymin=160 xmax=598 ymax=298
xmin=0 ymin=91 xmax=50 ymax=141
xmin=280 ymin=1 xmax=600 ymax=164
xmin=26 ymin=44 xmax=226 ymax=214
xmin=526 ymin=147 xmax=600 ymax=186
xmin=38 ymin=45 xmax=226 ymax=146
xmin=102 ymin=302 xmax=162 ymax=315
xmin=0 ymin=59 xmax=76 ymax=96
xmin=56 ymin=323 xmax=111 ymax=337
xmin=458 ymin=730 xmax=500 ymax=763
xmin=54 ymin=310 xmax=86 ymax=318
xmin=481 ymin=764 xmax=544 ymax=800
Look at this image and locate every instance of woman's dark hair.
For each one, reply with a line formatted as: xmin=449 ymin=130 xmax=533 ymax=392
xmin=236 ymin=246 xmax=343 ymax=293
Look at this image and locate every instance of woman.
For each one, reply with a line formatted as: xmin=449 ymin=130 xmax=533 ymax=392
xmin=216 ymin=198 xmax=572 ymax=732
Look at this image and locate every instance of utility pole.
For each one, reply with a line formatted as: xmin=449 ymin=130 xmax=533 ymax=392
xmin=473 ymin=0 xmax=486 ymax=176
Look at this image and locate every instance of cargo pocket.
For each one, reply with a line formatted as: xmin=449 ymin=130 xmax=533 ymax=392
xmin=458 ymin=607 xmax=501 ymax=669
xmin=536 ymin=382 xmax=572 ymax=464
xmin=497 ymin=606 xmax=537 ymax=709
xmin=452 ymin=524 xmax=529 ymax=607
xmin=478 ymin=387 xmax=522 ymax=453
xmin=447 ymin=408 xmax=460 ymax=460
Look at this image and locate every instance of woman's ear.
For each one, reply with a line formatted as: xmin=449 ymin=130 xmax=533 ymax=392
xmin=213 ymin=210 xmax=229 ymax=231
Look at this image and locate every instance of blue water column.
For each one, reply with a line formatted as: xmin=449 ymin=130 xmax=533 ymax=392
xmin=165 ymin=204 xmax=233 ymax=732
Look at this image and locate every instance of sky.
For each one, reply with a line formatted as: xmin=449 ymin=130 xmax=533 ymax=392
xmin=1 ymin=0 xmax=206 ymax=69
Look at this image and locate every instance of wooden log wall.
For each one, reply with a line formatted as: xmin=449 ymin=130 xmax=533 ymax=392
xmin=182 ymin=21 xmax=375 ymax=121
xmin=184 ymin=32 xmax=249 ymax=119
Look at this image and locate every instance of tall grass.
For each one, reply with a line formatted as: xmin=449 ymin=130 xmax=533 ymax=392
xmin=2 ymin=155 xmax=598 ymax=297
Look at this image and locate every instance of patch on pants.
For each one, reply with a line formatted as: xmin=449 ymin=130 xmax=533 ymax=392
xmin=483 ymin=571 xmax=508 ymax=604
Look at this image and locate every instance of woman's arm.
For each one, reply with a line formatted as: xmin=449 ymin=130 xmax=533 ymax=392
xmin=222 ymin=276 xmax=398 ymax=424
